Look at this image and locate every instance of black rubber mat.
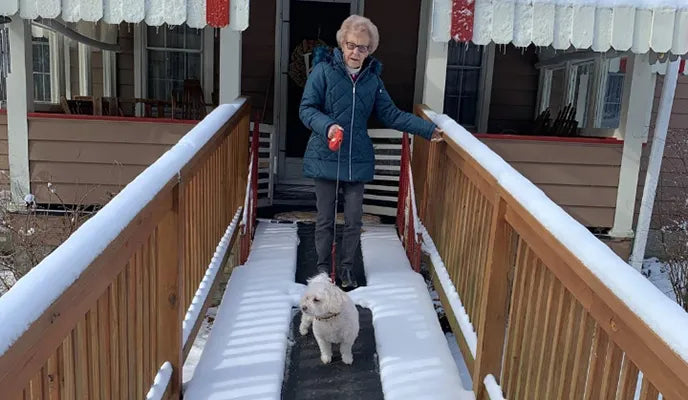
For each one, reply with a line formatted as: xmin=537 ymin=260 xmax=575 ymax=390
xmin=281 ymin=223 xmax=383 ymax=400
xmin=281 ymin=307 xmax=384 ymax=400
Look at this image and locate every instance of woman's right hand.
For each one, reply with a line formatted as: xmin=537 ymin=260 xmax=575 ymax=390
xmin=328 ymin=124 xmax=344 ymax=139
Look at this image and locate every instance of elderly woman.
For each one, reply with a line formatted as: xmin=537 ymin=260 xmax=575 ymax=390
xmin=300 ymin=15 xmax=441 ymax=288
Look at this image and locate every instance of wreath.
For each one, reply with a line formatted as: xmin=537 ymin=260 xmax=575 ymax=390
xmin=288 ymin=39 xmax=330 ymax=88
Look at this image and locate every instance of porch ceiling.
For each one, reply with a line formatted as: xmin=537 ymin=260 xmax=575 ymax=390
xmin=0 ymin=0 xmax=248 ymax=30
xmin=432 ymin=0 xmax=688 ymax=55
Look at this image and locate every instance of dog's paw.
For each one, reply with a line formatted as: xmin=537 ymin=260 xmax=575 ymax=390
xmin=299 ymin=326 xmax=309 ymax=336
xmin=342 ymin=353 xmax=353 ymax=365
xmin=320 ymin=353 xmax=332 ymax=364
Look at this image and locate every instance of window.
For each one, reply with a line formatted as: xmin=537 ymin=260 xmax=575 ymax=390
xmin=538 ymin=57 xmax=626 ymax=131
xmin=601 ymin=72 xmax=625 ymax=128
xmin=32 ymin=36 xmax=51 ymax=102
xmin=444 ymin=41 xmax=483 ymax=129
xmin=146 ymin=25 xmax=203 ymax=102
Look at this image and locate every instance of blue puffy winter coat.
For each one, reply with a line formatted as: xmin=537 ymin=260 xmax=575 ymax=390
xmin=299 ymin=48 xmax=436 ymax=183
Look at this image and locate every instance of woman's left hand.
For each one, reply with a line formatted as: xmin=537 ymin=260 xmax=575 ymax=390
xmin=431 ymin=128 xmax=444 ymax=142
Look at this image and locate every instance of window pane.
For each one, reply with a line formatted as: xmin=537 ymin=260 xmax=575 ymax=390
xmin=43 ymin=74 xmax=51 ymax=101
xmin=186 ymin=28 xmax=203 ymax=50
xmin=462 ymin=69 xmax=480 ymax=96
xmin=443 ymin=95 xmax=459 ymax=120
xmin=43 ymin=43 xmax=51 ymax=73
xmin=601 ymin=73 xmax=625 ymax=128
xmin=166 ymin=26 xmax=185 ymax=49
xmin=33 ymin=74 xmax=44 ymax=101
xmin=459 ymin=94 xmax=478 ymax=126
xmin=573 ymin=63 xmax=594 ymax=127
xmin=147 ymin=26 xmax=165 ymax=47
xmin=445 ymin=69 xmax=460 ymax=96
xmin=549 ymin=68 xmax=566 ymax=116
xmin=187 ymin=54 xmax=202 ymax=80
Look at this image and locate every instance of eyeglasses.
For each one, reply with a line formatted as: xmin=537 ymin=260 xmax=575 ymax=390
xmin=345 ymin=42 xmax=370 ymax=54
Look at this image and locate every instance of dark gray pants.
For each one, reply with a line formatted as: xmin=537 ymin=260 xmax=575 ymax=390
xmin=314 ymin=178 xmax=364 ymax=274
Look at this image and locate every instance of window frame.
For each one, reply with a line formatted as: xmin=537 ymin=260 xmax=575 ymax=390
xmin=134 ymin=24 xmax=214 ymax=116
xmin=442 ymin=42 xmax=494 ymax=133
xmin=537 ymin=54 xmax=625 ymax=134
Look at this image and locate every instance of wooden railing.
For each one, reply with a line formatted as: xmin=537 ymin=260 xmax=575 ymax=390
xmin=0 ymin=99 xmax=251 ymax=399
xmin=411 ymin=105 xmax=688 ymax=400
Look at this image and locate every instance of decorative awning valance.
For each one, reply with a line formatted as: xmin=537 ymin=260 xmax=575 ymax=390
xmin=432 ymin=0 xmax=688 ymax=55
xmin=0 ymin=0 xmax=249 ymax=29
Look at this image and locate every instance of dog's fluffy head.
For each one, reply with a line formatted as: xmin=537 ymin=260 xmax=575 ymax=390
xmin=300 ymin=272 xmax=346 ymax=318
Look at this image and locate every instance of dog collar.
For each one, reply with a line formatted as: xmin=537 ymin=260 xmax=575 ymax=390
xmin=315 ymin=312 xmax=340 ymax=321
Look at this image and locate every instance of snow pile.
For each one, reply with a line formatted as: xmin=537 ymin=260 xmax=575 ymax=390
xmin=428 ymin=110 xmax=688 ymax=364
xmin=0 ymin=99 xmax=246 ymax=357
xmin=350 ymin=224 xmax=473 ymax=400
xmin=183 ymin=207 xmax=242 ymax=347
xmin=145 ymin=362 xmax=173 ymax=400
xmin=183 ymin=307 xmax=216 ymax=386
xmin=183 ymin=221 xmax=305 ymax=400
xmin=642 ymin=257 xmax=678 ymax=303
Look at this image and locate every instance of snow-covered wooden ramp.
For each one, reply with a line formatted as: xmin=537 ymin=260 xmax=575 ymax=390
xmin=184 ymin=221 xmax=471 ymax=400
xmin=1 ymin=101 xmax=688 ymax=400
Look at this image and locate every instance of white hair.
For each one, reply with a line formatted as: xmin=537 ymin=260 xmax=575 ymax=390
xmin=336 ymin=15 xmax=380 ymax=54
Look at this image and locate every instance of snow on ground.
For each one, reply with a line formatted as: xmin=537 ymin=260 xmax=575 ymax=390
xmin=183 ymin=221 xmax=304 ymax=400
xmin=349 ymin=224 xmax=474 ymax=400
xmin=642 ymin=258 xmax=677 ymax=303
xmin=183 ymin=307 xmax=216 ymax=387
xmin=429 ymin=110 xmax=688 ymax=366
xmin=418 ymin=224 xmax=477 ymax=357
xmin=0 ymin=100 xmax=246 ymax=357
xmin=183 ymin=208 xmax=242 ymax=347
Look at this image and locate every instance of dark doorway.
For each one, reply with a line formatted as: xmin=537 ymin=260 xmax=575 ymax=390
xmin=285 ymin=1 xmax=350 ymax=158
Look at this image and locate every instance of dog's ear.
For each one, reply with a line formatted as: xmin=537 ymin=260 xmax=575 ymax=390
xmin=324 ymin=285 xmax=345 ymax=314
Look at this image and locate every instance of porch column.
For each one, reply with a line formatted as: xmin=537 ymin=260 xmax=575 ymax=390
xmin=609 ymin=53 xmax=655 ymax=239
xmin=420 ymin=0 xmax=448 ymax=112
xmin=219 ymin=28 xmax=241 ymax=103
xmin=6 ymin=18 xmax=33 ymax=205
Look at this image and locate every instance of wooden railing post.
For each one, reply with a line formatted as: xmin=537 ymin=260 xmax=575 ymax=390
xmin=473 ymin=196 xmax=511 ymax=399
xmin=157 ymin=185 xmax=183 ymax=399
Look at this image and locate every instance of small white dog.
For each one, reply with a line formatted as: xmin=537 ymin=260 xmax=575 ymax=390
xmin=299 ymin=272 xmax=359 ymax=365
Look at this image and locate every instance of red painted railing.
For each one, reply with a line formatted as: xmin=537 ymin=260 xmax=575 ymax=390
xmin=239 ymin=114 xmax=260 ymax=263
xmin=396 ymin=132 xmax=422 ymax=272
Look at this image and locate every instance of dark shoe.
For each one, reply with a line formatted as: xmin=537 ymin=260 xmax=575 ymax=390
xmin=339 ymin=268 xmax=358 ymax=289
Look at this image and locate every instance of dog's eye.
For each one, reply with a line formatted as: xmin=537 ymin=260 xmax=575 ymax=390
xmin=313 ymin=298 xmax=320 ymax=302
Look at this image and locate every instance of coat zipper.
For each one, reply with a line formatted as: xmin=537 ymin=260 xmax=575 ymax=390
xmin=349 ymin=83 xmax=356 ymax=180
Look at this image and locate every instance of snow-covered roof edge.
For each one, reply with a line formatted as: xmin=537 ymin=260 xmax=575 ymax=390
xmin=0 ymin=98 xmax=246 ymax=357
xmin=427 ymin=109 xmax=688 ymax=366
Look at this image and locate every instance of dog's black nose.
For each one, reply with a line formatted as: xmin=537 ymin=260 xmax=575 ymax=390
xmin=301 ymin=305 xmax=307 ymax=312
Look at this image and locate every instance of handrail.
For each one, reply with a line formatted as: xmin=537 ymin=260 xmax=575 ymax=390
xmin=413 ymin=104 xmax=688 ymax=399
xmin=0 ymin=98 xmax=251 ymax=399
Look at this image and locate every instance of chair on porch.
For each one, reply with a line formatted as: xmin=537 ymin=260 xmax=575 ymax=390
xmin=60 ymin=95 xmax=97 ymax=115
xmin=171 ymin=79 xmax=207 ymax=120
